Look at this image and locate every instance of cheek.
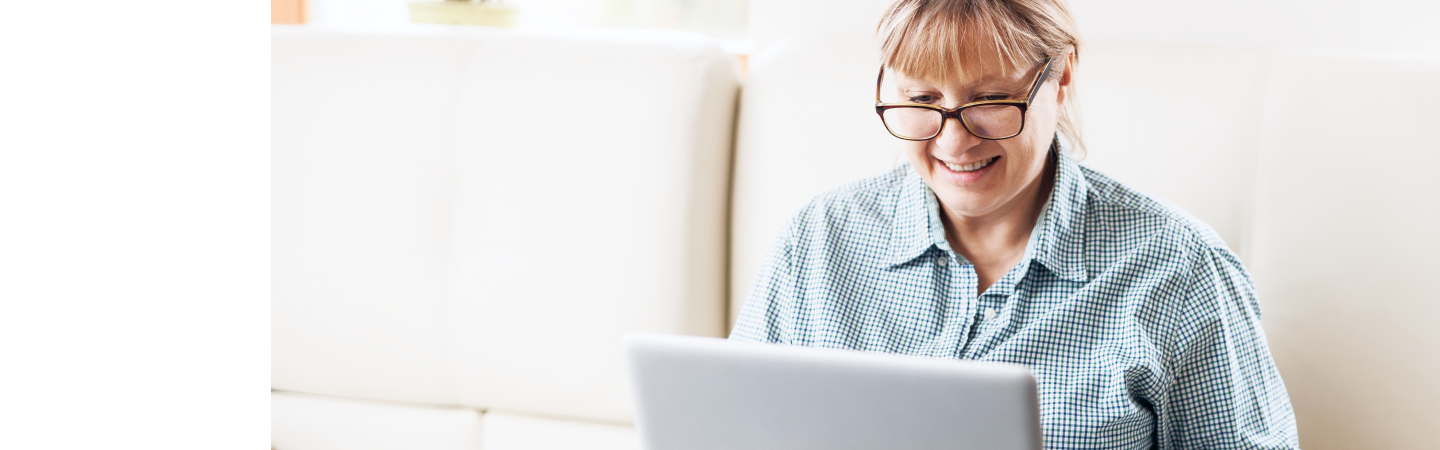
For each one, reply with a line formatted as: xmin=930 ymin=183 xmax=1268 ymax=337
xmin=996 ymin=119 xmax=1056 ymax=180
xmin=904 ymin=141 xmax=932 ymax=176
xmin=1015 ymin=103 xmax=1060 ymax=161
xmin=1026 ymin=92 xmax=1063 ymax=140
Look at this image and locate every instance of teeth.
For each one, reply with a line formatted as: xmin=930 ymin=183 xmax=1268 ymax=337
xmin=944 ymin=157 xmax=995 ymax=172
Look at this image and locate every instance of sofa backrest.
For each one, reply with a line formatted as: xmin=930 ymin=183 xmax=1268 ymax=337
xmin=273 ymin=27 xmax=739 ymax=423
xmin=1249 ymin=53 xmax=1440 ymax=449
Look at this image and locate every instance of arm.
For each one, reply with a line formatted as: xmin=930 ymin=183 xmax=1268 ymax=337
xmin=1162 ymin=247 xmax=1299 ymax=449
xmin=729 ymin=226 xmax=799 ymax=344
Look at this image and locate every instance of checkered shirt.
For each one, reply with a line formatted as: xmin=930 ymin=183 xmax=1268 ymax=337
xmin=730 ymin=149 xmax=1299 ymax=449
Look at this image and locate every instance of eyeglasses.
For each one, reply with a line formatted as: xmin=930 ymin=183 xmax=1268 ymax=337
xmin=874 ymin=56 xmax=1055 ymax=141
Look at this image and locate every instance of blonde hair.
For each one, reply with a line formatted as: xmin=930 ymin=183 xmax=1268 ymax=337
xmin=877 ymin=0 xmax=1085 ymax=156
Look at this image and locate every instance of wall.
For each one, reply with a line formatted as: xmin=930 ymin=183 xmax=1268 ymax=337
xmin=302 ymin=0 xmax=748 ymax=41
xmin=751 ymin=0 xmax=1440 ymax=57
xmin=298 ymin=0 xmax=1440 ymax=58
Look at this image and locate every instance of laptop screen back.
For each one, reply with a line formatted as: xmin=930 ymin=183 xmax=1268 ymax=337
xmin=624 ymin=334 xmax=1043 ymax=450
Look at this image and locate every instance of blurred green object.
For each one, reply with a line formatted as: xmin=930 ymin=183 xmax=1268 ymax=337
xmin=408 ymin=1 xmax=518 ymax=27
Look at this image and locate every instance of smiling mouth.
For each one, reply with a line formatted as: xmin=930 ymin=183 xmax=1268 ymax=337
xmin=942 ymin=156 xmax=1000 ymax=173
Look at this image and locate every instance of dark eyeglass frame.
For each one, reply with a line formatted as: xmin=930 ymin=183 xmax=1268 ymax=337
xmin=874 ymin=56 xmax=1056 ymax=141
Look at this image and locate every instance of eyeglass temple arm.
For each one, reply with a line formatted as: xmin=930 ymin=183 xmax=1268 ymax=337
xmin=1025 ymin=56 xmax=1057 ymax=104
xmin=875 ymin=65 xmax=885 ymax=103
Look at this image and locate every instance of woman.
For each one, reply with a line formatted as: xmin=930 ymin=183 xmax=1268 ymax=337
xmin=729 ymin=0 xmax=1300 ymax=448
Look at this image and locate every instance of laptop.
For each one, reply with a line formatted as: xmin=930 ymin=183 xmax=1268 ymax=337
xmin=623 ymin=333 xmax=1043 ymax=450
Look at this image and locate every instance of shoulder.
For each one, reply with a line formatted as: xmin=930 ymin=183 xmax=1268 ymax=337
xmin=1073 ymin=164 xmax=1261 ymax=338
xmin=1073 ymin=163 xmax=1258 ymax=309
xmin=1076 ymin=164 xmax=1236 ymax=265
xmin=784 ymin=164 xmax=911 ymax=239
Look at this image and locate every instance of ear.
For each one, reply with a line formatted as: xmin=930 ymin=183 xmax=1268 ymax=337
xmin=1056 ymin=49 xmax=1076 ymax=106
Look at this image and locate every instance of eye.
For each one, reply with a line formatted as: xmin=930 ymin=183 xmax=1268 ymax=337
xmin=976 ymin=94 xmax=1011 ymax=102
xmin=907 ymin=95 xmax=937 ymax=104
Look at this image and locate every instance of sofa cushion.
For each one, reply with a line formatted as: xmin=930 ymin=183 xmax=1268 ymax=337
xmin=273 ymin=27 xmax=739 ymax=422
xmin=442 ymin=27 xmax=738 ymax=423
xmin=481 ymin=411 xmax=639 ymax=450
xmin=272 ymin=391 xmax=483 ymax=450
xmin=273 ymin=29 xmax=470 ymax=406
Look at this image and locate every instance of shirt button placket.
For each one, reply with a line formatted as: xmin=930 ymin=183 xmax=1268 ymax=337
xmin=951 ymin=257 xmax=978 ymax=358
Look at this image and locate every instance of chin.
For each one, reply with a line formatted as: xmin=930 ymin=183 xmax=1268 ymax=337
xmin=932 ymin=188 xmax=1001 ymax=216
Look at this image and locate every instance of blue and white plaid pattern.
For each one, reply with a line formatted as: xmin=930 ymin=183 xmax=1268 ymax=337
xmin=730 ymin=149 xmax=1299 ymax=449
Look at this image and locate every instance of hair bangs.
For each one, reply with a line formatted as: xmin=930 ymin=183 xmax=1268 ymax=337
xmin=880 ymin=0 xmax=1046 ymax=84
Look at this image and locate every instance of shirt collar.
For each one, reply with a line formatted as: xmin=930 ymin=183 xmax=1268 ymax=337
xmin=885 ymin=167 xmax=943 ymax=266
xmin=1029 ymin=147 xmax=1090 ymax=282
xmin=885 ymin=145 xmax=1091 ymax=283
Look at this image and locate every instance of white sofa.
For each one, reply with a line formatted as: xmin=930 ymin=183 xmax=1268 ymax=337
xmin=273 ymin=26 xmax=1440 ymax=450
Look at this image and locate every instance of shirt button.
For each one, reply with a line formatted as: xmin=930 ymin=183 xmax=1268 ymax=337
xmin=983 ymin=308 xmax=997 ymax=321
xmin=936 ymin=256 xmax=948 ymax=267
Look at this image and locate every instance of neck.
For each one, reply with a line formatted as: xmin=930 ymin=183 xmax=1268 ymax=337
xmin=941 ymin=150 xmax=1056 ymax=288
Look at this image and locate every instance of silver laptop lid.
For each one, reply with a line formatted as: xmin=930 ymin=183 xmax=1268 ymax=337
xmin=624 ymin=333 xmax=1042 ymax=450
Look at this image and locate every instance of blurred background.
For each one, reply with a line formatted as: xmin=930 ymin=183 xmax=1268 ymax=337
xmin=273 ymin=0 xmax=1440 ymax=57
xmin=271 ymin=1 xmax=1439 ymax=449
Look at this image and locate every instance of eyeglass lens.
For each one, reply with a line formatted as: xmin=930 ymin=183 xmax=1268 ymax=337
xmin=881 ymin=104 xmax=1024 ymax=140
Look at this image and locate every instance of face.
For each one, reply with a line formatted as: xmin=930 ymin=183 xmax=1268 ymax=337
xmin=894 ymin=53 xmax=1072 ymax=221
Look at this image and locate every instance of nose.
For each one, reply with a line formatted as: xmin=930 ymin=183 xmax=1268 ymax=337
xmin=930 ymin=116 xmax=982 ymax=153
